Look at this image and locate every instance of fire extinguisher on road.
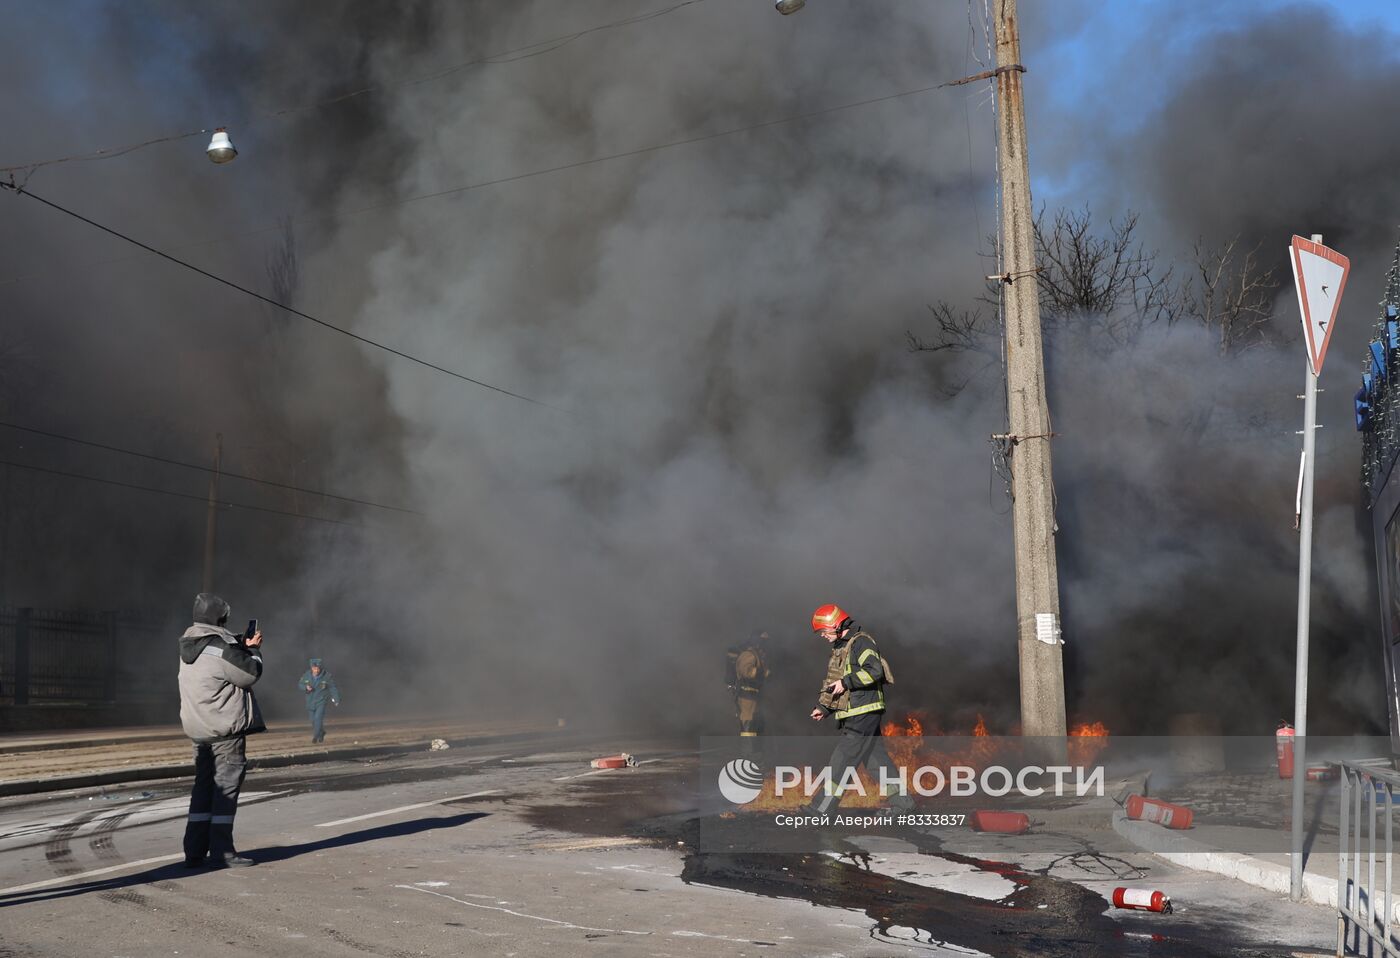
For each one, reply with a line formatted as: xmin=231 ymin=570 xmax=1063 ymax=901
xmin=1277 ymin=722 xmax=1295 ymax=779
xmin=1125 ymin=794 xmax=1194 ymax=830
xmin=1112 ymin=888 xmax=1172 ymax=914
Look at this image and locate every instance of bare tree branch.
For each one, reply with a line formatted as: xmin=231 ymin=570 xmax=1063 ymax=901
xmin=1182 ymin=236 xmax=1280 ymax=355
xmin=907 ymin=303 xmax=997 ymax=357
xmin=907 ymin=207 xmax=1282 ymax=401
xmin=1030 ymin=206 xmax=1177 ymax=350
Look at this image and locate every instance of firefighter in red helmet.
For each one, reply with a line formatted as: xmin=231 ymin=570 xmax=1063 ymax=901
xmin=807 ymin=603 xmax=912 ymax=814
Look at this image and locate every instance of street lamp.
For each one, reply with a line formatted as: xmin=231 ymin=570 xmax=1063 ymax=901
xmin=206 ymin=128 xmax=238 ymax=164
xmin=775 ymin=0 xmax=806 ymax=13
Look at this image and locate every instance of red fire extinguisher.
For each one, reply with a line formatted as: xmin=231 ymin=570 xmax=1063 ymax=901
xmin=969 ymin=810 xmax=1031 ymax=834
xmin=1112 ymin=887 xmax=1172 ymax=914
xmin=1125 ymin=794 xmax=1194 ymax=830
xmin=1277 ymin=723 xmax=1295 ymax=779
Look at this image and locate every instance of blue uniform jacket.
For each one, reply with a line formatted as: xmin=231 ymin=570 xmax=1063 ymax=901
xmin=298 ymin=669 xmax=340 ymax=709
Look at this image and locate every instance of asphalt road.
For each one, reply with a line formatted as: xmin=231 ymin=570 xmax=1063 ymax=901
xmin=0 ymin=733 xmax=1339 ymax=957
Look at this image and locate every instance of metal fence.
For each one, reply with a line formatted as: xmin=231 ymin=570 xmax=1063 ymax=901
xmin=1339 ymin=761 xmax=1400 ymax=956
xmin=0 ymin=607 xmax=173 ymax=704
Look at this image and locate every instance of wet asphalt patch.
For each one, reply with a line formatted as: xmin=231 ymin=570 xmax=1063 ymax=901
xmin=521 ymin=765 xmax=1310 ymax=958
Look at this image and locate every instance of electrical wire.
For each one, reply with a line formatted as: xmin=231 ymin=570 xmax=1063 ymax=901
xmin=0 ymin=79 xmax=964 ymax=291
xmin=984 ymin=0 xmax=1014 ymax=510
xmin=0 ymin=0 xmax=711 ymax=178
xmin=0 ymin=420 xmax=419 ymax=515
xmin=0 ymin=128 xmax=215 ymax=178
xmin=0 ymin=181 xmax=551 ymax=408
xmin=0 ymin=458 xmax=353 ymax=526
xmin=260 ymin=0 xmax=709 ymax=119
xmin=316 ymin=82 xmax=954 ymax=218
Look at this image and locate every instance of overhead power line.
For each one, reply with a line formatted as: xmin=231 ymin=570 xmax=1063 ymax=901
xmin=0 ymin=420 xmax=420 ymax=515
xmin=0 ymin=181 xmax=551 ymax=407
xmin=0 ymin=0 xmax=709 ymax=177
xmin=0 ymin=128 xmax=217 ymax=177
xmin=0 ymin=458 xmax=353 ymax=526
xmin=327 ymin=82 xmax=951 ymax=216
xmin=260 ymin=0 xmax=710 ymax=121
xmin=0 ymin=79 xmax=950 ymax=292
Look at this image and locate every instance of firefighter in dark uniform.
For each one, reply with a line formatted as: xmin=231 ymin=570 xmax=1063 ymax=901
xmin=807 ymin=603 xmax=913 ymax=814
xmin=727 ymin=631 xmax=771 ymax=742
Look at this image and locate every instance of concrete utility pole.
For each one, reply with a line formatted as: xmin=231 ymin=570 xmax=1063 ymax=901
xmin=202 ymin=433 xmax=222 ymax=593
xmin=992 ymin=0 xmax=1067 ymax=738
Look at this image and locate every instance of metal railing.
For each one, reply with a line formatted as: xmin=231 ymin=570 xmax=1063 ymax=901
xmin=0 ymin=606 xmax=172 ymax=704
xmin=1339 ymin=760 xmax=1400 ymax=956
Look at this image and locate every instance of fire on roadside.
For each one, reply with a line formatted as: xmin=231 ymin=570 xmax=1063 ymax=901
xmin=737 ymin=712 xmax=1110 ymax=812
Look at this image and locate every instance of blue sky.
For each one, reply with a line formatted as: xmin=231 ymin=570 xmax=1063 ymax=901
xmin=1038 ymin=0 xmax=1400 ymax=122
xmin=1029 ymin=0 xmax=1400 ymax=207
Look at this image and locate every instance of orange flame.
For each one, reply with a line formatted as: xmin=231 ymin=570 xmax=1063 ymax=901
xmin=737 ymin=711 xmax=1111 ymax=813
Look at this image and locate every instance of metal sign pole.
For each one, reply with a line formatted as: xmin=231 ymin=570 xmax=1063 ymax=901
xmin=1291 ymin=354 xmax=1318 ymax=903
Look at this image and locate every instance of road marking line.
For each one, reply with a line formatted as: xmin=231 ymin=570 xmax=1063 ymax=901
xmin=0 ymin=853 xmax=183 ymax=896
xmin=528 ymin=836 xmax=647 ymax=851
xmin=315 ymin=790 xmax=499 ymax=828
xmin=395 ymin=884 xmax=650 ymax=935
xmin=552 ymin=756 xmax=675 ymax=782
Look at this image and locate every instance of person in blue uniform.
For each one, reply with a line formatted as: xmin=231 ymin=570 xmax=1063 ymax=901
xmin=298 ymin=658 xmax=340 ymax=743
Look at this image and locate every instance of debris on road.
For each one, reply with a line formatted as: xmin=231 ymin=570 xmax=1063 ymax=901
xmin=1111 ymin=887 xmax=1172 ymax=914
xmin=429 ymin=738 xmax=450 ymax=751
xmin=590 ymin=753 xmax=637 ymax=769
xmin=969 ymin=810 xmax=1031 ymax=834
xmin=1124 ymin=793 xmax=1193 ymax=829
xmin=89 ymin=788 xmax=155 ymax=801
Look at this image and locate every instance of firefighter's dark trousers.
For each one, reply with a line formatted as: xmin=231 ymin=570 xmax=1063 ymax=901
xmin=308 ymin=702 xmax=327 ymax=743
xmin=183 ymin=736 xmax=247 ymax=862
xmin=810 ymin=716 xmax=914 ymax=815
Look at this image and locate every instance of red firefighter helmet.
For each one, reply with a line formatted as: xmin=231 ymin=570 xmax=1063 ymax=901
xmin=811 ymin=604 xmax=850 ymax=632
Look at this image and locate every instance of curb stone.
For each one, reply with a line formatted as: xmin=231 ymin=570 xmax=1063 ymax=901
xmin=1110 ymin=808 xmax=1364 ymax=916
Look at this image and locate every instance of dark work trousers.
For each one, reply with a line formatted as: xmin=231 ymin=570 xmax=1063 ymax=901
xmin=811 ymin=714 xmax=914 ymax=814
xmin=183 ymin=736 xmax=248 ymax=862
xmin=308 ymin=702 xmax=327 ymax=743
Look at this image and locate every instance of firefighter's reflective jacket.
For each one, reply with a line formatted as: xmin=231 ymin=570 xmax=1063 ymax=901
xmin=817 ymin=630 xmax=888 ymax=721
xmin=726 ymin=645 xmax=768 ymax=697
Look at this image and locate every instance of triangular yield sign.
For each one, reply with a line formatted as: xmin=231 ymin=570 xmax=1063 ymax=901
xmin=1290 ymin=235 xmax=1349 ymax=376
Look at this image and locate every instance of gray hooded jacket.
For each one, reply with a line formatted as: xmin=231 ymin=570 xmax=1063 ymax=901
xmin=178 ymin=624 xmax=266 ymax=742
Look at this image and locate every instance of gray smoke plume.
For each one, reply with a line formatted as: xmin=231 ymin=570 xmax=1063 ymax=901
xmin=1032 ymin=4 xmax=1400 ymax=733
xmin=2 ymin=1 xmax=1396 ymax=733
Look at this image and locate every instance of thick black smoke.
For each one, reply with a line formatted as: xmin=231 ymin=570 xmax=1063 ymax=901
xmin=2 ymin=1 xmax=1396 ymax=734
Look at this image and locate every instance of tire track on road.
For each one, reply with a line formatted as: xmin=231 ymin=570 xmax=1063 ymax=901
xmin=42 ymin=809 xmax=102 ymax=877
xmin=87 ymin=802 xmax=169 ymax=906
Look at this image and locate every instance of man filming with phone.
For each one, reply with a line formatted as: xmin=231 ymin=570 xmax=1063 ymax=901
xmin=178 ymin=594 xmax=265 ymax=868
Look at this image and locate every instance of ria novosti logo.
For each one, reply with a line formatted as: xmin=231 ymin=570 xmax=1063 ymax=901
xmin=715 ymin=758 xmax=1106 ymax=804
xmin=717 ymin=758 xmax=765 ymax=805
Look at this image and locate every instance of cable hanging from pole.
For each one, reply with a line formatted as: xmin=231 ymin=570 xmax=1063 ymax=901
xmin=0 ymin=420 xmax=420 ymax=515
xmin=0 ymin=458 xmax=354 ymax=526
xmin=0 ymin=0 xmax=711 ymax=179
xmin=0 ymin=180 xmax=552 ymax=408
